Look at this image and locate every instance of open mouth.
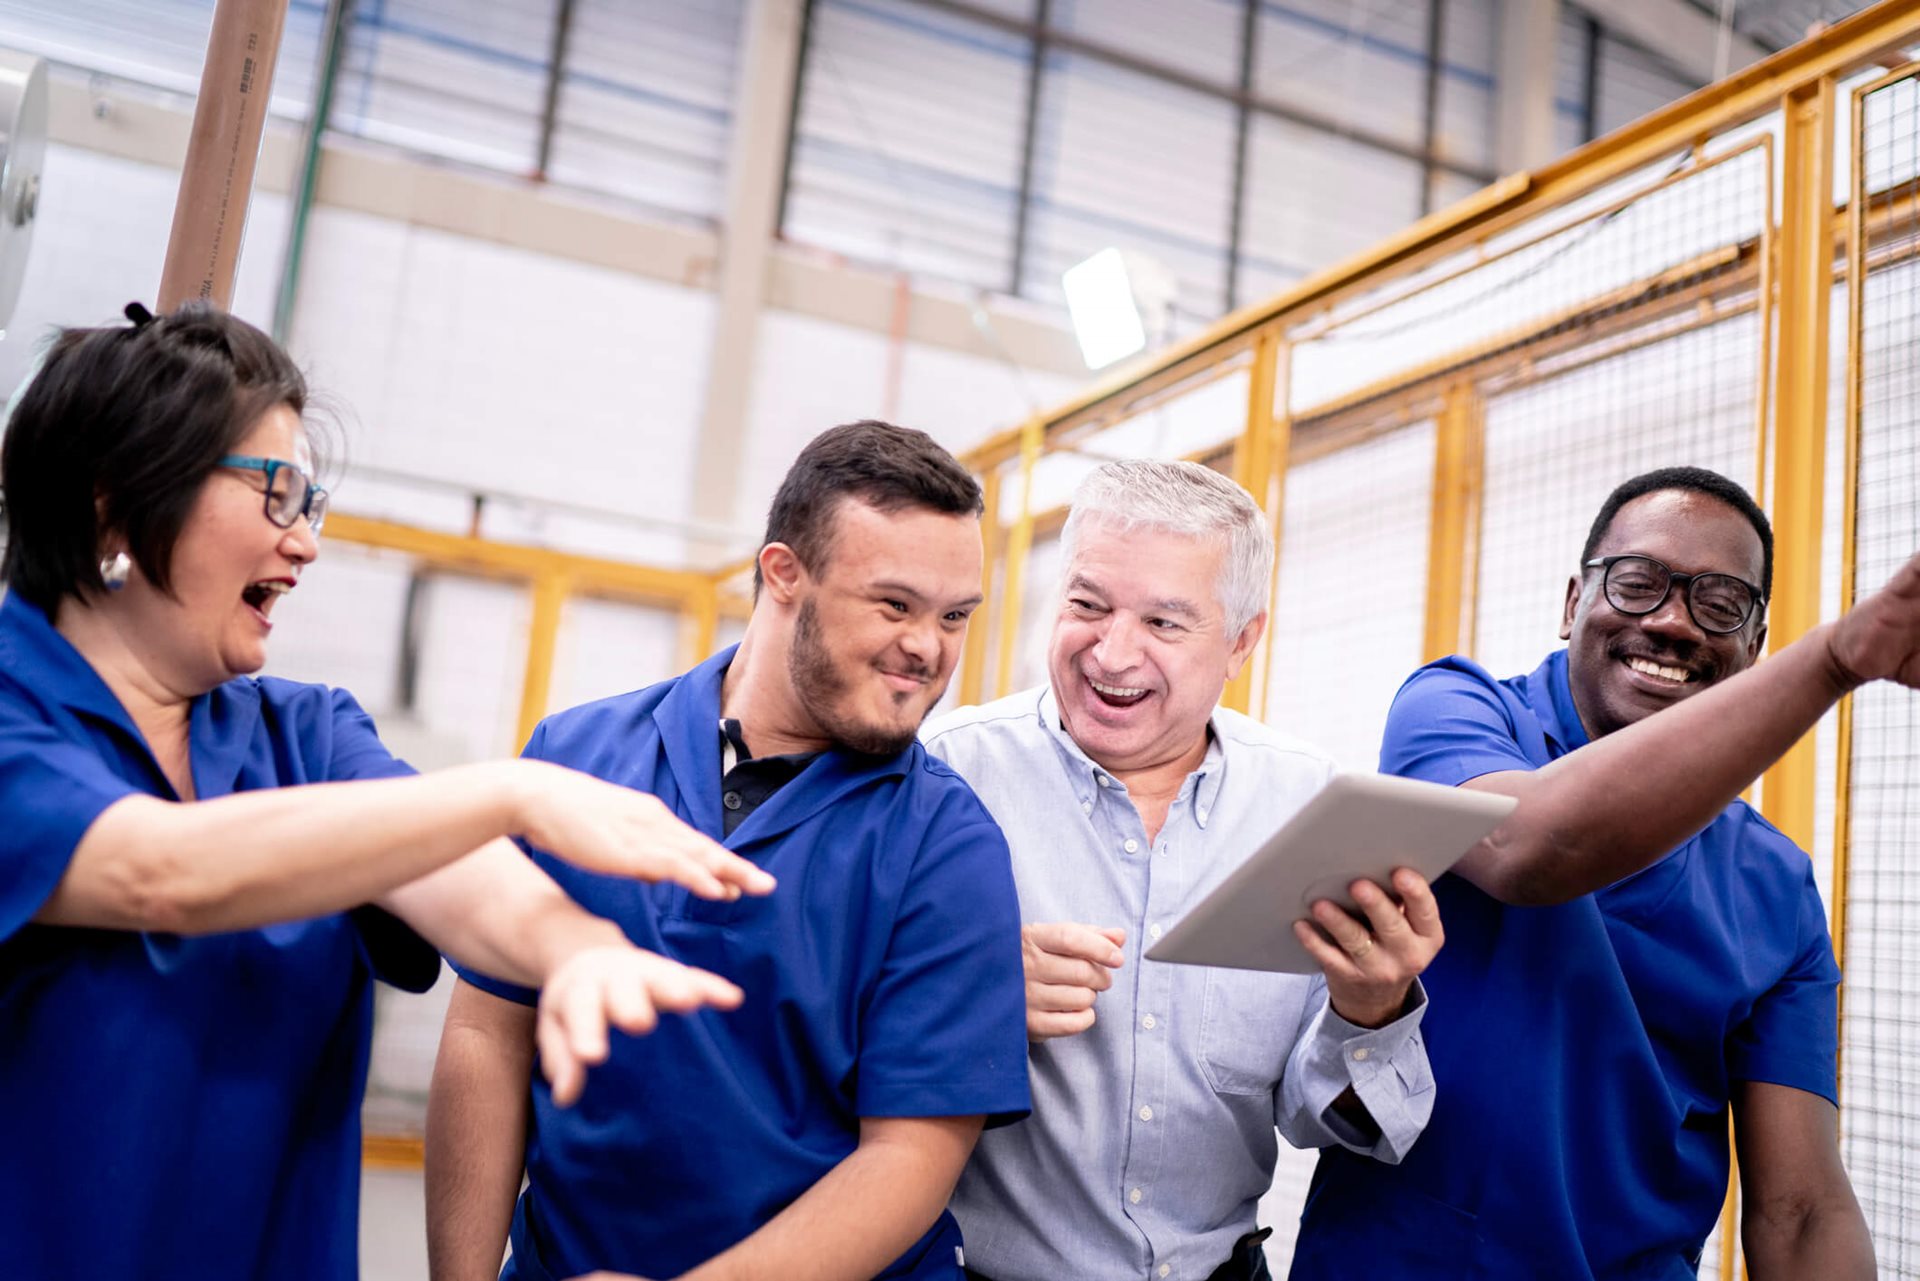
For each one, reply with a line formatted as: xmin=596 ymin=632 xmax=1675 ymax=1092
xmin=1087 ymin=674 xmax=1150 ymax=708
xmin=1622 ymin=654 xmax=1697 ymax=687
xmin=241 ymin=579 xmax=291 ymax=624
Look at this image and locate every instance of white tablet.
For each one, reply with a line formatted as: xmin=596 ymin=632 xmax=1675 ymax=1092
xmin=1145 ymin=772 xmax=1516 ymax=974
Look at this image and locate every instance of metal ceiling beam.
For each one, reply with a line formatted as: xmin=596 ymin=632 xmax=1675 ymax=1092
xmin=1564 ymin=0 xmax=1767 ymax=84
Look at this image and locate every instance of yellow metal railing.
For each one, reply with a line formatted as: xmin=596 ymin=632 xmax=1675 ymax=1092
xmin=937 ymin=8 xmax=1920 ymax=1272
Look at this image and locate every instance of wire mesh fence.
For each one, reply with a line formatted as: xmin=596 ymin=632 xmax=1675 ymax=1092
xmin=1841 ymin=66 xmax=1920 ymax=1279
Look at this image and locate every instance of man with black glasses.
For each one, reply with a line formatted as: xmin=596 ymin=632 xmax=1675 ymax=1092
xmin=1292 ymin=466 xmax=1919 ymax=1280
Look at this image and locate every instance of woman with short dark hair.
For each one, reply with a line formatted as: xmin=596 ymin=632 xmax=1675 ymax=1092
xmin=0 ymin=303 xmax=772 ymax=1280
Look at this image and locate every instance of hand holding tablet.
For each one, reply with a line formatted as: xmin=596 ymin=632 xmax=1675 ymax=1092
xmin=1146 ymin=772 xmax=1515 ymax=976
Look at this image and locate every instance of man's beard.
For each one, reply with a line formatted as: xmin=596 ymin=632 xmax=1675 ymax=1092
xmin=786 ymin=597 xmax=929 ymax=756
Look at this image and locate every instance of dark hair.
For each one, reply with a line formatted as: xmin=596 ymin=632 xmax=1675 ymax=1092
xmin=1581 ymin=466 xmax=1773 ymax=598
xmin=756 ymin=419 xmax=983 ymax=593
xmin=1 ymin=302 xmax=309 ymax=611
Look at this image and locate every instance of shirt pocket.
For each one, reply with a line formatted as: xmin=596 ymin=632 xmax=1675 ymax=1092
xmin=1199 ymin=966 xmax=1304 ymax=1096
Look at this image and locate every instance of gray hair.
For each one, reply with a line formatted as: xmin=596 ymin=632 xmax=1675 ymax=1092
xmin=1059 ymin=459 xmax=1273 ymax=633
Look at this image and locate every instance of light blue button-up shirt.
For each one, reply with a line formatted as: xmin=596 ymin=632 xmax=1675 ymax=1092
xmin=925 ymin=686 xmax=1434 ymax=1281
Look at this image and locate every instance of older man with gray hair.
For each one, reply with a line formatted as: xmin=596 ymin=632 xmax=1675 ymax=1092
xmin=924 ymin=460 xmax=1442 ymax=1281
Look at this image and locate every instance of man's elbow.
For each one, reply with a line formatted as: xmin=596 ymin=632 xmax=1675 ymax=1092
xmin=1745 ymin=1190 xmax=1875 ymax=1278
xmin=1455 ymin=827 xmax=1584 ymax=907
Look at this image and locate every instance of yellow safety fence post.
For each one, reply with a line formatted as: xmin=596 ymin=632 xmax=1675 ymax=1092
xmin=685 ymin=579 xmax=721 ymax=672
xmin=960 ymin=465 xmax=1003 ymax=707
xmin=1225 ymin=329 xmax=1283 ymax=715
xmin=517 ymin=571 xmax=570 ymax=751
xmin=1758 ymin=73 xmax=1835 ymax=851
xmin=1738 ymin=71 xmax=1837 ymax=1281
xmin=993 ymin=417 xmax=1045 ymax=700
xmin=1423 ymin=381 xmax=1486 ymax=664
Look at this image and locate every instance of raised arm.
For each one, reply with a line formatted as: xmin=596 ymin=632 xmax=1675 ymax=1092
xmin=1453 ymin=551 xmax=1920 ymax=905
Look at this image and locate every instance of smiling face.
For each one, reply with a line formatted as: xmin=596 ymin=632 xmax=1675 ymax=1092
xmin=1047 ymin=521 xmax=1263 ymax=776
xmin=1560 ymin=488 xmax=1767 ymax=740
xmin=108 ymin=403 xmax=320 ymax=694
xmin=783 ymin=497 xmax=983 ymax=755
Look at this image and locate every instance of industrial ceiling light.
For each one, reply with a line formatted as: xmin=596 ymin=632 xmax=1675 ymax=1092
xmin=1062 ymin=247 xmax=1175 ymax=370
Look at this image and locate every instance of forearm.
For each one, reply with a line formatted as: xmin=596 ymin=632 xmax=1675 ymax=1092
xmin=383 ymin=839 xmax=626 ymax=988
xmin=38 ymin=761 xmax=547 ymax=934
xmin=678 ymin=1117 xmax=983 ymax=1281
xmin=427 ymin=985 xmax=536 ymax=1281
xmin=1462 ymin=625 xmax=1853 ymax=903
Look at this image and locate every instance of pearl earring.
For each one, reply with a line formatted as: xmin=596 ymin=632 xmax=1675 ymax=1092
xmin=99 ymin=551 xmax=132 ymax=592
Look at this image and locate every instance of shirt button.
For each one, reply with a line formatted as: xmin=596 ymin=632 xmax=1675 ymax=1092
xmin=1138 ymin=1105 xmax=1153 ymax=1121
xmin=1081 ymin=800 xmax=1092 ymax=813
xmin=722 ymin=791 xmax=743 ymax=811
xmin=1149 ymin=923 xmax=1163 ymax=940
xmin=1159 ymin=1266 xmax=1171 ymax=1277
xmin=1352 ymin=1047 xmax=1371 ymax=1062
xmin=1123 ymin=839 xmax=1139 ymax=854
xmin=1097 ymin=774 xmax=1112 ymax=788
xmin=1129 ymin=1187 xmax=1143 ymax=1204
xmin=1141 ymin=1014 xmax=1156 ymax=1029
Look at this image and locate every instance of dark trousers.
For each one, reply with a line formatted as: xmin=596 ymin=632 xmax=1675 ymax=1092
xmin=965 ymin=1227 xmax=1272 ymax=1281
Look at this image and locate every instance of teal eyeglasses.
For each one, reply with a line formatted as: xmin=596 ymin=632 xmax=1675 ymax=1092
xmin=218 ymin=455 xmax=329 ymax=536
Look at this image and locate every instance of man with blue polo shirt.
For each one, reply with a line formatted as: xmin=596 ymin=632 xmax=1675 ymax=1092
xmin=425 ymin=421 xmax=1031 ymax=1281
xmin=1292 ymin=467 xmax=1920 ymax=1279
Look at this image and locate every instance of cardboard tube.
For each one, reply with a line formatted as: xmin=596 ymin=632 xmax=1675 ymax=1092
xmin=157 ymin=0 xmax=288 ymax=311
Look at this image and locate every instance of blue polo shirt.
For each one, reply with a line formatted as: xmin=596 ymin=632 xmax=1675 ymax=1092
xmin=1292 ymin=650 xmax=1840 ymax=1281
xmin=0 ymin=592 xmax=440 ymax=1280
xmin=457 ymin=645 xmax=1031 ymax=1281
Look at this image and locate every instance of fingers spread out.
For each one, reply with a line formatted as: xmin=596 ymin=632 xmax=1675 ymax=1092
xmin=703 ymin=845 xmax=776 ymax=898
xmin=564 ymin=971 xmax=613 ymax=1067
xmin=589 ymin=787 xmax=773 ymax=899
xmin=643 ymin=957 xmax=744 ymax=1015
xmin=646 ymin=831 xmax=774 ymax=902
xmin=602 ymin=969 xmax=660 ymax=1036
xmin=537 ymin=947 xmax=744 ymax=1108
xmin=538 ymin=1011 xmax=586 ymax=1108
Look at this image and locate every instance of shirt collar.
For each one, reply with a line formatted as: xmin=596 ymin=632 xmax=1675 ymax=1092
xmin=1034 ymin=683 xmax=1226 ymax=828
xmin=0 ymin=592 xmax=146 ymax=737
xmin=0 ymin=591 xmax=264 ymax=798
xmin=1524 ymin=648 xmax=1592 ymax=755
xmin=656 ymin=643 xmax=915 ymax=842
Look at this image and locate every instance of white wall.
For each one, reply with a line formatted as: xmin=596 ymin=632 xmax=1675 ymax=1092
xmin=2 ymin=141 xmax=284 ymax=391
